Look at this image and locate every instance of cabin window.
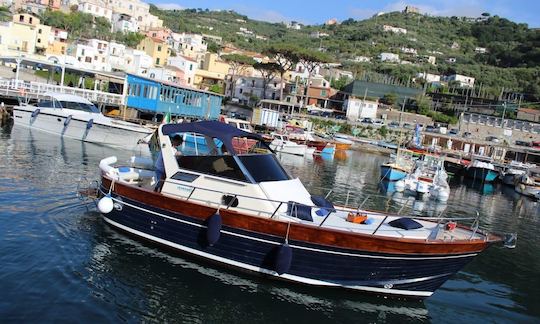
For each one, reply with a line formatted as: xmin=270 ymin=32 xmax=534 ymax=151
xmin=177 ymin=155 xmax=247 ymax=182
xmin=57 ymin=101 xmax=99 ymax=113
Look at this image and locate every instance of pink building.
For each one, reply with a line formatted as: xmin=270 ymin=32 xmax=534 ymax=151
xmin=146 ymin=27 xmax=172 ymax=43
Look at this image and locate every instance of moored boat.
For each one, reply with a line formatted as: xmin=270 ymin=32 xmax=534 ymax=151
xmin=464 ymin=156 xmax=498 ymax=182
xmin=12 ymin=93 xmax=153 ymax=150
xmin=269 ymin=133 xmax=308 ymax=156
xmin=514 ymin=168 xmax=540 ymax=199
xmin=380 ymin=149 xmax=416 ymax=181
xmin=92 ymin=121 xmax=506 ymax=299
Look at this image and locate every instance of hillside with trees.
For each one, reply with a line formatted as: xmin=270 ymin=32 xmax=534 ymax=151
xmin=149 ymin=6 xmax=540 ymax=106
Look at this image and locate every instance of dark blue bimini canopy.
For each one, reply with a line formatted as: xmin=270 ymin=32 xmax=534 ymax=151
xmin=161 ymin=121 xmax=263 ymax=154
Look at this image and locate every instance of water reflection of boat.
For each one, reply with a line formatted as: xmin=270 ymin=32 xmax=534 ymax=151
xmin=334 ymin=150 xmax=348 ymax=160
xmin=379 ymin=180 xmax=397 ymax=194
xmin=94 ymin=121 xmax=503 ymax=299
xmin=463 ymin=177 xmax=495 ymax=195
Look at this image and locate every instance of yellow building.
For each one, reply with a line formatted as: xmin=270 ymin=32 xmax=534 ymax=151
xmin=201 ymin=53 xmax=230 ymax=75
xmin=46 ymin=40 xmax=67 ymax=55
xmin=137 ymin=37 xmax=170 ymax=67
xmin=194 ymin=53 xmax=231 ymax=90
xmin=0 ymin=13 xmax=51 ymax=55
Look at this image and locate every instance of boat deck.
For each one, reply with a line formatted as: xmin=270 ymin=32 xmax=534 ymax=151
xmin=109 ymin=164 xmax=484 ymax=244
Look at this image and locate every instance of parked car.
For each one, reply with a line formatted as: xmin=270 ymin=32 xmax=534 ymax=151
xmin=388 ymin=121 xmax=400 ymax=128
xmin=373 ymin=119 xmax=385 ymax=126
xmin=335 ymin=115 xmax=347 ymax=120
xmin=402 ymin=123 xmax=412 ymax=129
xmin=515 ymin=140 xmax=531 ymax=147
xmin=486 ymin=136 xmax=500 ymax=143
xmin=463 ymin=132 xmax=472 ymax=138
xmin=425 ymin=125 xmax=438 ymax=133
xmin=449 ymin=128 xmax=459 ymax=135
xmin=359 ymin=117 xmax=373 ymax=124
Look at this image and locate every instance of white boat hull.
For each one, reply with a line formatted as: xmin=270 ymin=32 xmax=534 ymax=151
xmin=13 ymin=106 xmax=152 ymax=151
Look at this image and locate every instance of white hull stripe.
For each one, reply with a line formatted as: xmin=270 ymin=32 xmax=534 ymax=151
xmin=106 ymin=195 xmax=478 ymax=261
xmin=103 ymin=217 xmax=433 ymax=297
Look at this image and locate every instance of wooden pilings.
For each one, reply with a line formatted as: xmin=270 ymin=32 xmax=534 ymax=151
xmin=0 ymin=102 xmax=11 ymax=126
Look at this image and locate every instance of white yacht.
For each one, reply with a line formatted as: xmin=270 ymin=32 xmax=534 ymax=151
xmin=13 ymin=93 xmax=153 ymax=150
xmin=269 ymin=133 xmax=310 ymax=156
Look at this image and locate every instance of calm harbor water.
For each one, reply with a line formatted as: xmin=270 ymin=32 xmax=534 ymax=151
xmin=0 ymin=123 xmax=539 ymax=323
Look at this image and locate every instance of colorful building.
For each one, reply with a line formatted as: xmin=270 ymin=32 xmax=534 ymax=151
xmin=125 ymin=74 xmax=223 ymax=119
xmin=137 ymin=37 xmax=170 ymax=67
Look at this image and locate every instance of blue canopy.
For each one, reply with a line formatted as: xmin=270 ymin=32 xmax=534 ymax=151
xmin=161 ymin=121 xmax=263 ymax=154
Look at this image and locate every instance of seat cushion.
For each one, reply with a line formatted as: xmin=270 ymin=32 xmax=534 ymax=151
xmin=388 ymin=217 xmax=423 ymax=230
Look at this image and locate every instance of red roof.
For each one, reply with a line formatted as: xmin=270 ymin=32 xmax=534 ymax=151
xmin=519 ymin=108 xmax=540 ymax=115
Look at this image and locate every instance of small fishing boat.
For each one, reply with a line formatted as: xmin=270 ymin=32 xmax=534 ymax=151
xmin=333 ymin=134 xmax=353 ymax=150
xmin=464 ymin=156 xmax=498 ymax=182
xmin=269 ymin=133 xmax=309 ymax=156
xmin=514 ymin=168 xmax=540 ymax=199
xmin=12 ymin=93 xmax=153 ymax=150
xmin=499 ymin=161 xmax=530 ymax=186
xmin=285 ymin=126 xmax=335 ymax=156
xmin=395 ymin=155 xmax=450 ymax=201
xmin=91 ymin=121 xmax=510 ymax=299
xmin=380 ymin=149 xmax=416 ymax=181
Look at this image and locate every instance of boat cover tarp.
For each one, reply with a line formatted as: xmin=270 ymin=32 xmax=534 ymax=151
xmin=161 ymin=121 xmax=262 ymax=154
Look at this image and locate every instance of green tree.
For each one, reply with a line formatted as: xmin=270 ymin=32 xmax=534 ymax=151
xmin=222 ymin=54 xmax=256 ymax=97
xmin=254 ymin=62 xmax=280 ymax=99
xmin=264 ymin=44 xmax=300 ymax=101
xmin=297 ymin=49 xmax=331 ymax=106
xmin=381 ymin=93 xmax=397 ymax=106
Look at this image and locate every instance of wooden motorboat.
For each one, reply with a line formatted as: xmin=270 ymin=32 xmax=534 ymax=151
xmin=93 ymin=121 xmax=506 ymax=299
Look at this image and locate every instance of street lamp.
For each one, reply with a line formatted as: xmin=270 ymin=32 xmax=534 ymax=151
xmin=15 ymin=56 xmax=22 ymax=89
xmin=501 ymin=102 xmax=507 ymax=127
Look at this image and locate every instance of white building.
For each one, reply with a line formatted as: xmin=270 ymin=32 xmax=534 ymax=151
xmin=125 ymin=48 xmax=153 ymax=74
xmin=170 ymin=32 xmax=207 ymax=59
xmin=78 ymin=0 xmax=113 ymax=22
xmin=146 ymin=66 xmax=179 ymax=84
xmin=445 ymin=74 xmax=475 ymax=88
xmin=382 ymin=25 xmax=407 ymax=34
xmin=287 ymin=21 xmax=302 ymax=30
xmin=112 ymin=13 xmax=139 ymax=33
xmin=353 ymin=56 xmax=371 ymax=63
xmin=71 ymin=39 xmax=111 ymax=71
xmin=344 ymin=98 xmax=379 ymax=121
xmin=289 ymin=62 xmax=321 ymax=81
xmin=232 ymin=76 xmax=283 ymax=104
xmin=108 ymin=42 xmax=126 ymax=71
xmin=416 ymin=72 xmax=441 ymax=83
xmin=379 ymin=52 xmax=400 ymax=63
xmin=475 ymin=47 xmax=487 ymax=54
xmin=400 ymin=47 xmax=417 ymax=55
xmin=320 ymin=67 xmax=353 ymax=81
xmin=108 ymin=0 xmax=162 ymax=31
xmin=167 ymin=55 xmax=198 ymax=86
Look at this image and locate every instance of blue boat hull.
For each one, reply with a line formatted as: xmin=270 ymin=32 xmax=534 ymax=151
xmin=465 ymin=167 xmax=498 ymax=182
xmin=101 ymin=188 xmax=477 ymax=298
xmin=380 ymin=165 xmax=407 ymax=181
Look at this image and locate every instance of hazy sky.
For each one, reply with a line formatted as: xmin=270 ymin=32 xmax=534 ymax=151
xmin=151 ymin=0 xmax=540 ymax=27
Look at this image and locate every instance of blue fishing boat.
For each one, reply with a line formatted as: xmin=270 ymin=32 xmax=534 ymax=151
xmin=380 ymin=163 xmax=408 ymax=181
xmin=380 ymin=149 xmax=416 ymax=181
xmin=464 ymin=156 xmax=498 ymax=182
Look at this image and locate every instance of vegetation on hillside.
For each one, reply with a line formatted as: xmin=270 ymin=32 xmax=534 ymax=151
xmin=148 ymin=7 xmax=540 ymax=105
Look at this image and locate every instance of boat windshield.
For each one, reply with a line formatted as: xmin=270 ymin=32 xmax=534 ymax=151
xmin=57 ymin=100 xmax=100 ymax=113
xmin=239 ymin=154 xmax=290 ymax=182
